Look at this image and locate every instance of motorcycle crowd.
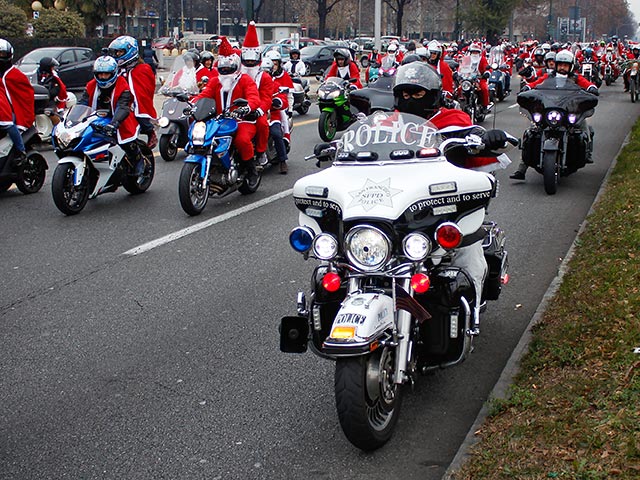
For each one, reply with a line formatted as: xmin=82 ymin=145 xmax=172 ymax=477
xmin=0 ymin=22 xmax=632 ymax=451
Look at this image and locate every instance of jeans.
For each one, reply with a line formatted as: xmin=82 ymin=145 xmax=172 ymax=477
xmin=269 ymin=122 xmax=288 ymax=163
xmin=1 ymin=125 xmax=25 ymax=153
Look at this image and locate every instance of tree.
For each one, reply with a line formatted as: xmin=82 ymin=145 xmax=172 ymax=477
xmin=384 ymin=0 xmax=412 ymax=36
xmin=0 ymin=0 xmax=28 ymax=37
xmin=33 ymin=7 xmax=85 ymax=37
xmin=317 ymin=0 xmax=348 ymax=38
xmin=462 ymin=0 xmax=518 ymax=41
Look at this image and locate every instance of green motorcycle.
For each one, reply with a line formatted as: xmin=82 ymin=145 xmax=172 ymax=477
xmin=317 ymin=77 xmax=357 ymax=141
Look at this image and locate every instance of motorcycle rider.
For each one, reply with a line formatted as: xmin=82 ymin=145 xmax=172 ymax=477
xmin=283 ymin=48 xmax=307 ymax=77
xmin=37 ymin=56 xmax=68 ymax=126
xmin=261 ymin=57 xmax=290 ymax=174
xmin=193 ymin=37 xmax=262 ymax=186
xmin=543 ymin=51 xmax=556 ymax=74
xmin=623 ymin=45 xmax=640 ymax=92
xmin=390 ymin=61 xmax=511 ymax=332
xmin=197 ymin=51 xmax=216 ymax=86
xmin=511 ymin=50 xmax=598 ymax=180
xmin=264 ymin=49 xmax=294 ymax=171
xmin=108 ymin=35 xmax=158 ymax=149
xmin=240 ymin=22 xmax=273 ymax=169
xmin=0 ymin=38 xmax=34 ymax=166
xmin=325 ymin=48 xmax=363 ymax=89
xmin=78 ymin=56 xmax=145 ymax=175
xmin=425 ymin=40 xmax=454 ymax=99
xmin=465 ymin=42 xmax=492 ymax=112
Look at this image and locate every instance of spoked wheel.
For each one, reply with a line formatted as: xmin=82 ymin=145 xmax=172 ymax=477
xmin=52 ymin=163 xmax=90 ymax=215
xmin=334 ymin=346 xmax=402 ymax=451
xmin=178 ymin=162 xmax=209 ymax=216
xmin=16 ymin=151 xmax=47 ymax=194
xmin=318 ymin=110 xmax=337 ymax=142
xmin=542 ymin=150 xmax=559 ymax=195
xmin=159 ymin=134 xmax=177 ymax=162
xmin=122 ymin=143 xmax=155 ymax=194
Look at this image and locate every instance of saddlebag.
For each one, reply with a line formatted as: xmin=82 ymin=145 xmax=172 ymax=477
xmin=564 ymin=130 xmax=589 ymax=175
xmin=521 ymin=127 xmax=542 ymax=168
xmin=481 ymin=222 xmax=507 ymax=301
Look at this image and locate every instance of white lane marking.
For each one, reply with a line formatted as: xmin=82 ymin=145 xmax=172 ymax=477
xmin=508 ymin=103 xmax=519 ymax=109
xmin=123 ymin=188 xmax=294 ymax=257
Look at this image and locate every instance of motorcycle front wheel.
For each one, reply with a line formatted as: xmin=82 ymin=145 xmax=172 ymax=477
xmin=16 ymin=151 xmax=47 ymax=194
xmin=542 ymin=150 xmax=559 ymax=195
xmin=334 ymin=346 xmax=402 ymax=451
xmin=296 ymin=102 xmax=310 ymax=115
xmin=52 ymin=163 xmax=90 ymax=215
xmin=631 ymin=79 xmax=637 ymax=103
xmin=178 ymin=162 xmax=209 ymax=216
xmin=318 ymin=110 xmax=337 ymax=142
xmin=159 ymin=133 xmax=177 ymax=162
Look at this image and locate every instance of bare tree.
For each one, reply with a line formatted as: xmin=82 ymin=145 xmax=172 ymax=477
xmin=384 ymin=0 xmax=412 ymax=36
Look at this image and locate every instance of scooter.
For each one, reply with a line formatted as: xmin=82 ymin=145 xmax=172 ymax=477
xmin=0 ymin=128 xmax=47 ymax=195
xmin=292 ymin=75 xmax=311 ymax=115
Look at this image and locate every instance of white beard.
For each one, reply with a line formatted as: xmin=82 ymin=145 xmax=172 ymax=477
xmin=241 ymin=65 xmax=260 ymax=80
xmin=219 ymin=73 xmax=237 ymax=92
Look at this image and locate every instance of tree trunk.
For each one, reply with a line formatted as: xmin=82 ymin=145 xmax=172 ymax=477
xmin=396 ymin=6 xmax=403 ymax=36
xmin=318 ymin=0 xmax=328 ymax=39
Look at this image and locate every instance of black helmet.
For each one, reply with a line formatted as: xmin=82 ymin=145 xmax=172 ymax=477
xmin=38 ymin=56 xmax=59 ymax=74
xmin=401 ymin=54 xmax=421 ymax=65
xmin=182 ymin=51 xmax=199 ymax=67
xmin=290 ymin=48 xmax=300 ymax=57
xmin=393 ymin=62 xmax=442 ymax=119
xmin=187 ymin=48 xmax=201 ymax=68
xmin=333 ymin=48 xmax=351 ymax=63
xmin=200 ymin=51 xmax=214 ymax=63
xmin=0 ymin=38 xmax=13 ymax=68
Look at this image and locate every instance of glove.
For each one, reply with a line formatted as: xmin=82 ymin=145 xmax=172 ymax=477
xmin=271 ymin=97 xmax=283 ymax=110
xmin=483 ymin=129 xmax=508 ymax=150
xmin=234 ymin=105 xmax=251 ymax=118
xmin=243 ymin=110 xmax=259 ymax=121
xmin=587 ymin=85 xmax=599 ymax=96
xmin=103 ymin=123 xmax=117 ymax=137
xmin=521 ymin=84 xmax=531 ymax=92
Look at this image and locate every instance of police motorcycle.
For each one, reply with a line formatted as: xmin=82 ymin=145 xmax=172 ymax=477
xmin=177 ymin=96 xmax=260 ymax=216
xmin=157 ymin=55 xmax=199 ymax=162
xmin=0 ymin=127 xmax=46 ymax=195
xmin=51 ymin=105 xmax=155 ymax=215
xmin=455 ymin=55 xmax=489 ymax=124
xmin=350 ymin=56 xmax=396 ymax=116
xmin=487 ymin=46 xmax=510 ymax=102
xmin=317 ymin=76 xmax=358 ymax=141
xmin=517 ymin=76 xmax=598 ymax=195
xmin=280 ymin=112 xmax=516 ymax=451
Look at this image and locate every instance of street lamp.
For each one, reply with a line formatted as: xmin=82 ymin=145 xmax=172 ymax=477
xmin=31 ymin=1 xmax=42 ymax=19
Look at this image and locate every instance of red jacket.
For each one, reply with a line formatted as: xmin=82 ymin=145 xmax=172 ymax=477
xmin=1 ymin=66 xmax=34 ymax=130
xmin=325 ymin=61 xmax=362 ymax=88
xmin=53 ymin=72 xmax=68 ymax=111
xmin=270 ymin=70 xmax=292 ymax=118
xmin=194 ymin=72 xmax=261 ymax=114
xmin=528 ymin=72 xmax=595 ymax=90
xmin=85 ymin=76 xmax=139 ymax=143
xmin=254 ymin=70 xmax=274 ymax=117
xmin=124 ymin=62 xmax=157 ymax=119
xmin=0 ymin=86 xmax=13 ymax=126
xmin=433 ymin=59 xmax=454 ymax=95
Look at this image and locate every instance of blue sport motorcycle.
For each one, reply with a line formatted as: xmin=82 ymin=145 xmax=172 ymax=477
xmin=178 ymin=97 xmax=261 ymax=216
xmin=51 ymin=105 xmax=154 ymax=215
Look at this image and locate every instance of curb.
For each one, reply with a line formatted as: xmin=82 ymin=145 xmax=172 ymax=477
xmin=442 ymin=131 xmax=631 ymax=479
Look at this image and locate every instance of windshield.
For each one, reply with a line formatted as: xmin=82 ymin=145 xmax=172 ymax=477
xmin=301 ymin=46 xmax=323 ymax=56
xmin=517 ymin=76 xmax=599 ymax=114
xmin=20 ymin=48 xmax=62 ymax=65
xmin=64 ymin=105 xmax=93 ymax=126
xmin=322 ymin=77 xmax=345 ymax=88
xmin=459 ymin=56 xmax=480 ymax=77
xmin=488 ymin=47 xmax=504 ymax=66
xmin=336 ymin=112 xmax=442 ymax=161
xmin=160 ymin=56 xmax=199 ymax=95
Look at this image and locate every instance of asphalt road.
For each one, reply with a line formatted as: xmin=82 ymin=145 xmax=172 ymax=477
xmin=1 ymin=82 xmax=637 ymax=480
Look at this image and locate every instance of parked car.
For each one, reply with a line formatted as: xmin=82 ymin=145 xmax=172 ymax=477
xmin=15 ymin=47 xmax=96 ymax=90
xmin=300 ymin=45 xmax=357 ymax=75
xmin=152 ymin=37 xmax=176 ymax=50
xmin=278 ymin=37 xmax=326 ymax=48
xmin=261 ymin=43 xmax=292 ymax=62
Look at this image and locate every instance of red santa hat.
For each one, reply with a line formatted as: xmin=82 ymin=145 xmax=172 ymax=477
xmin=218 ymin=36 xmax=235 ymax=57
xmin=241 ymin=21 xmax=261 ymax=61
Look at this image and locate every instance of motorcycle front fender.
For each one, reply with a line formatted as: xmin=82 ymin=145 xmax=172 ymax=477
xmin=57 ymin=155 xmax=87 ymax=186
xmin=184 ymin=154 xmax=209 ymax=178
xmin=322 ymin=293 xmax=395 ymax=356
xmin=159 ymin=122 xmax=179 ymax=136
xmin=542 ymin=137 xmax=561 ymax=152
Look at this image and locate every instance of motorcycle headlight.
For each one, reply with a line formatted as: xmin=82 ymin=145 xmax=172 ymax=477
xmin=312 ymin=233 xmax=338 ymax=260
xmin=461 ymin=80 xmax=472 ymax=91
xmin=532 ymin=112 xmax=542 ymax=123
xmin=319 ymin=88 xmax=340 ymax=100
xmin=158 ymin=116 xmax=170 ymax=128
xmin=402 ymin=233 xmax=432 ymax=261
xmin=191 ymin=121 xmax=207 ymax=146
xmin=345 ymin=225 xmax=391 ymax=272
xmin=54 ymin=128 xmax=80 ymax=149
xmin=546 ymin=110 xmax=563 ymax=126
xmin=568 ymin=113 xmax=578 ymax=124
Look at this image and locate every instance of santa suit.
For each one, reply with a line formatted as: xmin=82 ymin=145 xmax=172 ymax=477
xmin=196 ymin=66 xmax=217 ymax=83
xmin=0 ymin=88 xmax=14 ymax=126
xmin=242 ymin=66 xmax=274 ymax=155
xmin=194 ymin=72 xmax=261 ymax=162
xmin=123 ymin=62 xmax=157 ymax=121
xmin=527 ymin=71 xmax=595 ymax=90
xmin=271 ymin=69 xmax=294 ymax=137
xmin=325 ymin=61 xmax=362 ymax=88
xmin=1 ymin=66 xmax=34 ymax=130
xmin=430 ymin=58 xmax=454 ymax=96
xmin=84 ymin=77 xmax=139 ymax=143
xmin=467 ymin=53 xmax=490 ymax=107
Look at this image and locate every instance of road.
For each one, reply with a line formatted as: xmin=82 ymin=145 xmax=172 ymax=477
xmin=0 ymin=83 xmax=636 ymax=480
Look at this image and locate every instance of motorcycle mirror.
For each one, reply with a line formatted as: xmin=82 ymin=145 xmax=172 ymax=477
xmin=175 ymin=93 xmax=190 ymax=103
xmin=348 ymin=78 xmax=358 ymax=83
xmin=232 ymin=98 xmax=249 ymax=107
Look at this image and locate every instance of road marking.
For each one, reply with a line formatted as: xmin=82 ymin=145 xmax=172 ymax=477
xmin=295 ymin=118 xmax=317 ymax=127
xmin=123 ymin=188 xmax=294 ymax=257
xmin=509 ymin=103 xmax=519 ymax=109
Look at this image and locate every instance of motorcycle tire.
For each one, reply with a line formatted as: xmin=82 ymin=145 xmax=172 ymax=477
xmin=542 ymin=150 xmax=558 ymax=195
xmin=52 ymin=163 xmax=90 ymax=215
xmin=295 ymin=103 xmax=310 ymax=115
xmin=178 ymin=161 xmax=209 ymax=216
xmin=238 ymin=172 xmax=261 ymax=195
xmin=334 ymin=347 xmax=402 ymax=451
xmin=605 ymin=75 xmax=612 ymax=86
xmin=159 ymin=134 xmax=177 ymax=162
xmin=16 ymin=151 xmax=47 ymax=194
xmin=318 ymin=110 xmax=338 ymax=142
xmin=631 ymin=80 xmax=637 ymax=103
xmin=122 ymin=143 xmax=155 ymax=194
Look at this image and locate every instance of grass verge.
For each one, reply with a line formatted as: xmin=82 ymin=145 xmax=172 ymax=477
xmin=450 ymin=121 xmax=640 ymax=479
